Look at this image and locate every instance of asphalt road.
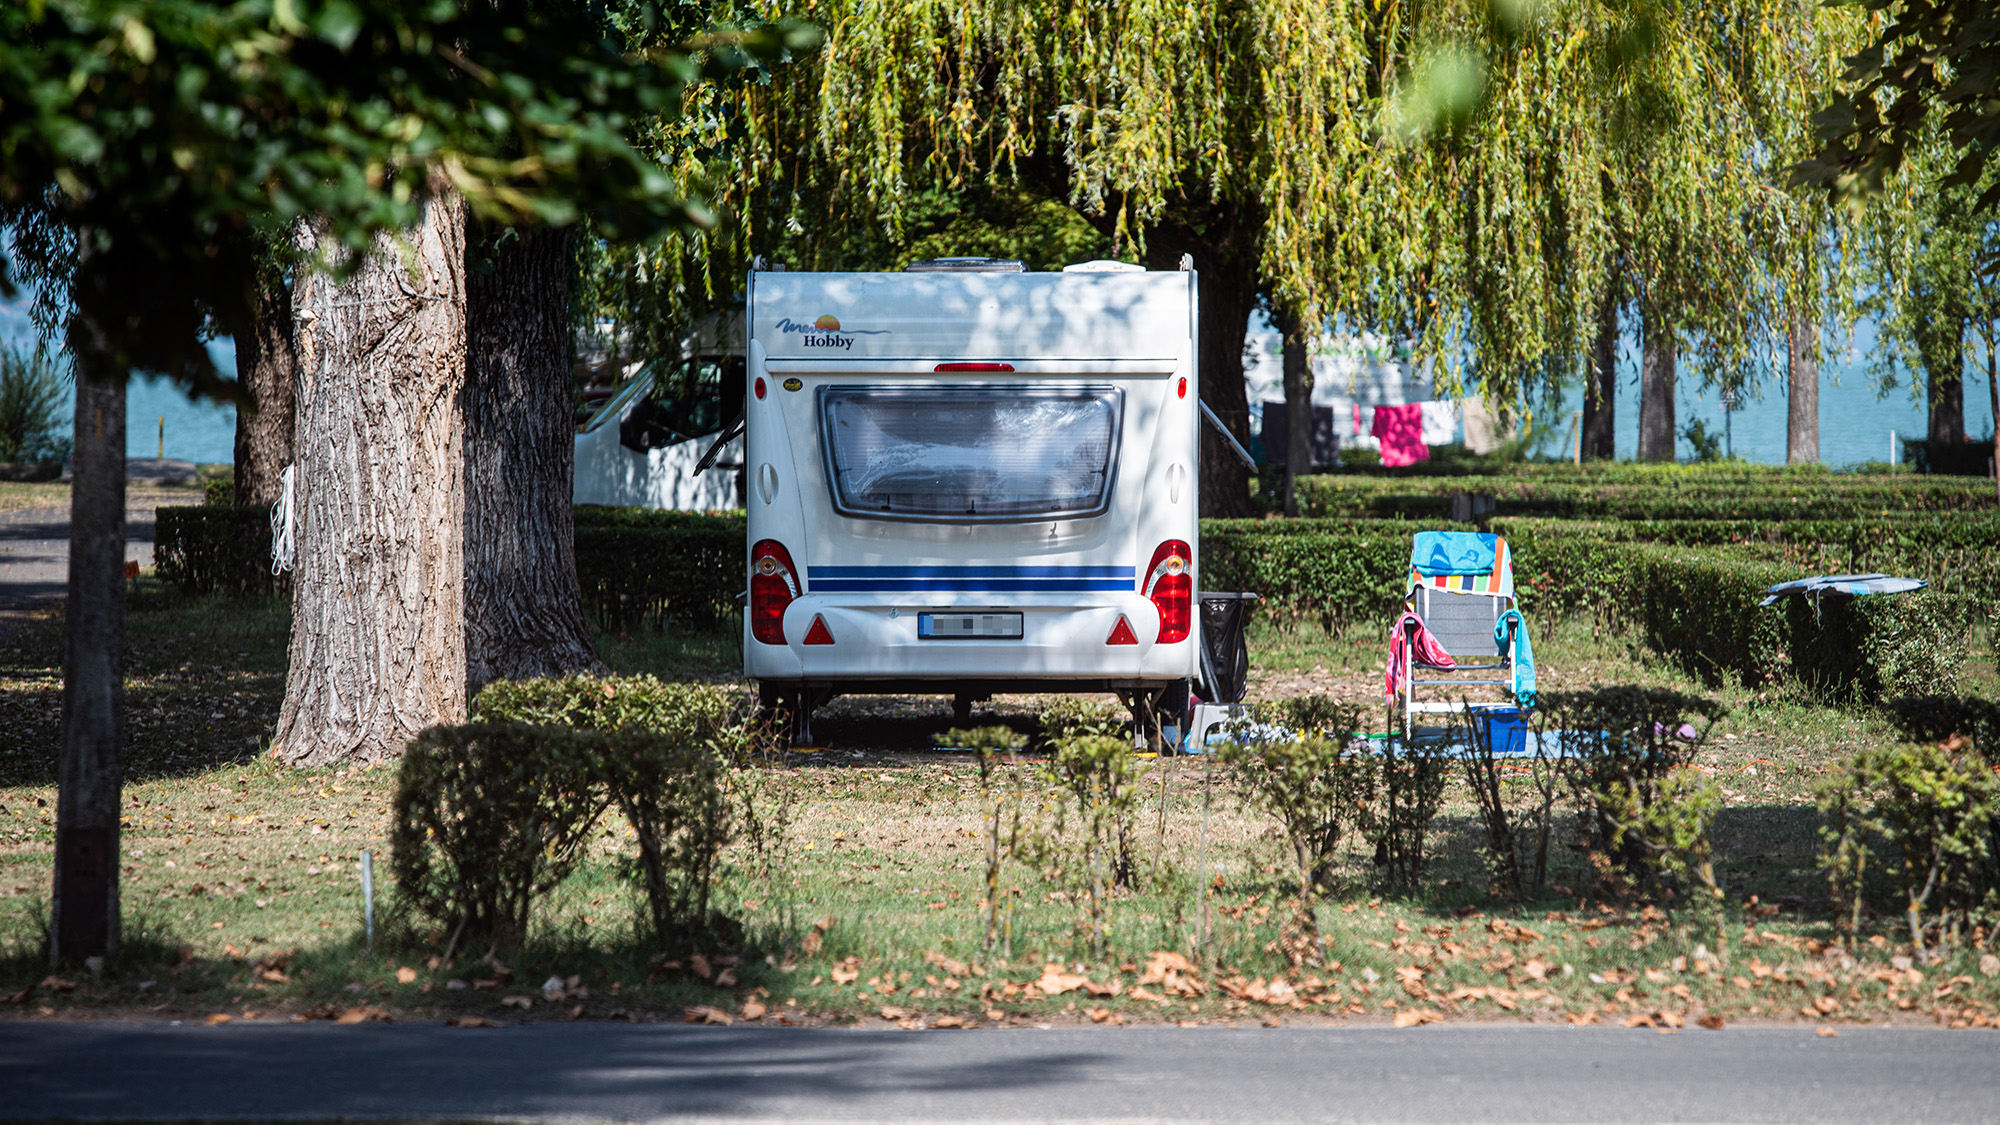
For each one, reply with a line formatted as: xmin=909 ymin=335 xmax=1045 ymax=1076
xmin=0 ymin=496 xmax=168 ymax=614
xmin=4 ymin=1021 xmax=1996 ymax=1123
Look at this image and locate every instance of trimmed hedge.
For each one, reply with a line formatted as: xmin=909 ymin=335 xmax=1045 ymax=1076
xmin=572 ymin=506 xmax=742 ymax=632
xmin=153 ymin=505 xmax=282 ymax=596
xmin=1292 ymin=466 xmax=1995 ymax=520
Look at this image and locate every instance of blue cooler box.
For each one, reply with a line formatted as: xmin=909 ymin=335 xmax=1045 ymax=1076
xmin=1477 ymin=708 xmax=1529 ymax=756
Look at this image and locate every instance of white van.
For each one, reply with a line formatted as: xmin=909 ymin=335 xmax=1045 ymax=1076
xmin=573 ymin=315 xmax=745 ymax=511
xmin=742 ymin=260 xmax=1204 ymax=740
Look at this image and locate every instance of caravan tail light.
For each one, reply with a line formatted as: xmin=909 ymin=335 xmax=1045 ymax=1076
xmin=934 ymin=362 xmax=1015 ymax=372
xmin=749 ymin=539 xmax=799 ymax=644
xmin=1143 ymin=539 xmax=1192 ymax=643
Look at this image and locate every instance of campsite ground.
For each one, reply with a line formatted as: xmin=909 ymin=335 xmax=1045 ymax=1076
xmin=3 ymin=589 xmax=1995 ymax=1032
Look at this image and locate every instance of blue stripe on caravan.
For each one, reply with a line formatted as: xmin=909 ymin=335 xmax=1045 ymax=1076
xmin=806 ymin=564 xmax=1137 ymax=593
xmin=812 ymin=566 xmax=1135 ymax=579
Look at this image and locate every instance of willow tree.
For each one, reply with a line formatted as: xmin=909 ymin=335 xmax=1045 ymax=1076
xmin=631 ymin=0 xmax=1394 ymax=515
xmin=1385 ymin=0 xmax=1849 ymax=460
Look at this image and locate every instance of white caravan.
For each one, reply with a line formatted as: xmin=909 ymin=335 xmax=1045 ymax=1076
xmin=742 ymin=261 xmax=1205 ymax=740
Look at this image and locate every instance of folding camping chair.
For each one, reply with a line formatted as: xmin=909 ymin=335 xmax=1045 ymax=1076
xmin=1394 ymin=531 xmax=1529 ymax=736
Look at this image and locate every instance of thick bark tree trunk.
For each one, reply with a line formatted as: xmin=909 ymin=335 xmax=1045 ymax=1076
xmin=1581 ymin=274 xmax=1619 ymax=461
xmin=1786 ymin=313 xmax=1820 ymax=465
xmin=53 ymin=242 xmax=127 ymax=965
xmin=1637 ymin=306 xmax=1677 ymax=462
xmin=232 ymin=262 xmax=297 ymax=507
xmin=463 ymin=224 xmax=604 ymax=696
xmin=1276 ymin=308 xmax=1313 ymax=517
xmin=273 ymin=187 xmax=470 ymax=766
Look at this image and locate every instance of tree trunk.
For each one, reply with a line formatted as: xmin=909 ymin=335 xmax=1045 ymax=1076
xmin=1926 ymin=327 xmax=1965 ymax=450
xmin=1786 ymin=313 xmax=1820 ymax=465
xmin=1142 ymin=224 xmax=1257 ymax=518
xmin=463 ymin=223 xmax=604 ymax=697
xmin=1637 ymin=307 xmax=1677 ymax=462
xmin=232 ymin=260 xmax=297 ymax=507
xmin=53 ymin=241 xmax=126 ymax=965
xmin=1277 ymin=308 xmax=1313 ymax=517
xmin=1581 ymin=274 xmax=1619 ymax=461
xmin=273 ymin=186 xmax=470 ymax=766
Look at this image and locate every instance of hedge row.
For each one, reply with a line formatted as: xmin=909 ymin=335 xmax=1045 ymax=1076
xmin=153 ymin=505 xmax=283 ymax=596
xmin=1292 ymin=471 xmax=1995 ymax=520
xmin=1203 ymin=518 xmax=1973 ymax=697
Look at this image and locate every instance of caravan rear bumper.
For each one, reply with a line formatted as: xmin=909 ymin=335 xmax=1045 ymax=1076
xmin=743 ymin=593 xmax=1198 ymax=682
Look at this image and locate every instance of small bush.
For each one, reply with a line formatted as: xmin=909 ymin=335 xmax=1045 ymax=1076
xmin=1220 ymin=708 xmax=1371 ymax=964
xmin=1540 ymin=687 xmax=1727 ymax=900
xmin=1038 ymin=734 xmax=1148 ymax=953
xmin=153 ymin=506 xmax=281 ymax=596
xmin=1037 ymin=696 xmax=1129 ymax=744
xmin=1791 ymin=591 xmax=1969 ymax=703
xmin=390 ymin=723 xmax=607 ymax=950
xmin=0 ymin=344 xmax=70 ymax=464
xmin=1820 ymin=734 xmax=2000 ymax=954
xmin=942 ymin=725 xmax=1033 ymax=955
xmin=471 ymin=675 xmax=748 ymax=757
xmin=597 ymin=728 xmax=739 ymax=949
xmin=571 ymin=509 xmax=742 ymax=632
xmin=1371 ymin=734 xmax=1452 ymax=892
xmin=1461 ymin=709 xmax=1563 ymax=899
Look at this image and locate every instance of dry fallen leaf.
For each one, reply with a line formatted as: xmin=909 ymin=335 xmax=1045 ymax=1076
xmin=986 ymin=1008 xmax=1005 ymax=1021
xmin=689 ymin=954 xmax=714 ymax=981
xmin=1393 ymin=1008 xmax=1444 ymax=1027
xmin=684 ymin=1005 xmax=733 ymax=1025
xmin=204 ymin=1013 xmax=232 ymax=1026
xmin=1623 ymin=1013 xmax=1656 ymax=1028
xmin=1087 ymin=1007 xmax=1111 ymax=1023
xmin=395 ymin=967 xmax=418 ymax=985
xmin=1980 ymin=954 xmax=2000 ymax=979
xmin=831 ymin=958 xmax=861 ymax=985
xmin=1816 ymin=1027 xmax=1839 ymax=1038
xmin=41 ymin=977 xmax=76 ymax=994
xmin=1523 ymin=960 xmax=1550 ymax=981
xmin=334 ymin=1007 xmax=384 ymax=1025
xmin=1697 ymin=1013 xmax=1725 ymax=1030
xmin=741 ymin=1000 xmax=768 ymax=1021
xmin=925 ymin=949 xmax=971 ymax=977
xmin=879 ymin=1006 xmax=910 ymax=1021
xmin=444 ymin=1015 xmax=504 ymax=1028
xmin=1037 ymin=964 xmax=1091 ymax=996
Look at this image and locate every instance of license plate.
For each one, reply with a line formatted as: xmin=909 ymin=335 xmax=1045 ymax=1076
xmin=918 ymin=612 xmax=1023 ymax=639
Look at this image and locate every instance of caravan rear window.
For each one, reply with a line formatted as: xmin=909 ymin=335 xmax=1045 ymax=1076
xmin=819 ymin=386 xmax=1123 ymax=521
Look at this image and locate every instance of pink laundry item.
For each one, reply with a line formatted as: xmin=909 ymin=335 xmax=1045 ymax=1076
xmin=1370 ymin=403 xmax=1430 ymax=467
xmin=1352 ymin=402 xmax=1363 ymax=437
xmin=1385 ymin=612 xmax=1456 ymax=700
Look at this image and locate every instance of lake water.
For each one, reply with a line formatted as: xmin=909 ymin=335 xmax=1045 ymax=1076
xmin=3 ymin=289 xmax=1991 ymax=470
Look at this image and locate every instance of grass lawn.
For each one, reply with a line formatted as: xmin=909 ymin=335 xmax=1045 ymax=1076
xmin=1 ymin=590 xmax=1996 ymax=1031
xmin=0 ymin=481 xmax=70 ymax=515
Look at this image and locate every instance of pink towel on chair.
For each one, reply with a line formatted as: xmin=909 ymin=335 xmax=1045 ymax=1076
xmin=1370 ymin=403 xmax=1430 ymax=467
xmin=1385 ymin=612 xmax=1456 ymax=700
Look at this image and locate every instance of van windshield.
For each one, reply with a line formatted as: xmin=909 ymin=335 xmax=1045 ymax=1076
xmin=819 ymin=386 xmax=1123 ymax=521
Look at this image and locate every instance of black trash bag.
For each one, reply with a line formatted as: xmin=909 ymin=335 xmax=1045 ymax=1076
xmin=1196 ymin=592 xmax=1258 ymax=704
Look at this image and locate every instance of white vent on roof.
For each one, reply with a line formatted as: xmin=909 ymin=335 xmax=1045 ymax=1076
xmin=1061 ymin=260 xmax=1145 ymax=273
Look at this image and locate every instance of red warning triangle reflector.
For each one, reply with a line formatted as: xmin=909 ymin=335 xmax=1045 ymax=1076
xmin=803 ymin=615 xmax=835 ymax=645
xmin=1106 ymin=615 xmax=1139 ymax=646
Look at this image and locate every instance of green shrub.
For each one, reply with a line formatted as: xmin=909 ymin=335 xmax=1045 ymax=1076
xmin=152 ymin=506 xmax=282 ymax=596
xmin=1038 ymin=734 xmax=1149 ymax=953
xmin=390 ymin=723 xmax=607 ymax=950
xmin=571 ymin=509 xmax=743 ymax=633
xmin=0 ymin=343 xmax=70 ymax=464
xmin=1458 ymin=708 xmax=1562 ymax=899
xmin=1539 ymin=687 xmax=1728 ymax=900
xmin=1219 ymin=709 xmax=1372 ymax=963
xmin=1820 ymin=733 xmax=2000 ymax=953
xmin=1791 ymin=591 xmax=1970 ymax=704
xmin=471 ymin=674 xmax=748 ymax=756
xmin=941 ymin=725 xmax=1034 ymax=955
xmin=1371 ymin=734 xmax=1452 ymax=892
xmin=596 ymin=728 xmax=739 ymax=949
xmin=1036 ymin=696 xmax=1129 ymax=743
